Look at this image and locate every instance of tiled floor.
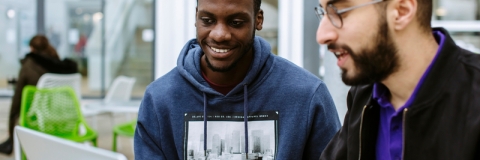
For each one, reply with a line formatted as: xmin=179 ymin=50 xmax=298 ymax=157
xmin=0 ymin=98 xmax=136 ymax=160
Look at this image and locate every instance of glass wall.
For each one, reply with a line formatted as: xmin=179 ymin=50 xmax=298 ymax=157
xmin=0 ymin=0 xmax=154 ymax=98
xmin=45 ymin=0 xmax=104 ymax=97
xmin=0 ymin=0 xmax=37 ymax=96
xmin=433 ymin=0 xmax=480 ymax=54
xmin=256 ymin=0 xmax=278 ymax=54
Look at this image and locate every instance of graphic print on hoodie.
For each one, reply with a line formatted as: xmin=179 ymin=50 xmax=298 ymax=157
xmin=134 ymin=36 xmax=341 ymax=160
xmin=184 ymin=111 xmax=278 ymax=159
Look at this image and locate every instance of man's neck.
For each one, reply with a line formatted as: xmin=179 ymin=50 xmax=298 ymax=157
xmin=382 ymin=29 xmax=439 ymax=110
xmin=201 ymin=51 xmax=253 ymax=86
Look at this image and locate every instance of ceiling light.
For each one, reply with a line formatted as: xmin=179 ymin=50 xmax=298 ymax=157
xmin=7 ymin=9 xmax=15 ymax=19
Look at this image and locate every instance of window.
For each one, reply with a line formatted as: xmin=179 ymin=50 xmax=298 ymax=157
xmin=0 ymin=0 xmax=37 ymax=95
xmin=0 ymin=0 xmax=155 ymax=98
xmin=433 ymin=0 xmax=480 ymax=54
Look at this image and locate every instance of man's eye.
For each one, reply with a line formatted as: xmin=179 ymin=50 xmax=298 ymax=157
xmin=201 ymin=18 xmax=215 ymax=24
xmin=230 ymin=20 xmax=244 ymax=26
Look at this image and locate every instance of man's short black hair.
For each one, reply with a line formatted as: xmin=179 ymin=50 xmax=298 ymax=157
xmin=197 ymin=0 xmax=262 ymax=14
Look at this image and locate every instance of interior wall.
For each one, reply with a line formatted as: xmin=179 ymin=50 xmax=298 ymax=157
xmin=154 ymin=0 xmax=196 ymax=79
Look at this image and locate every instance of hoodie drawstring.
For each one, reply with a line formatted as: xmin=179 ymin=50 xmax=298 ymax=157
xmin=243 ymin=84 xmax=249 ymax=159
xmin=203 ymin=92 xmax=207 ymax=157
xmin=202 ymin=84 xmax=250 ymax=159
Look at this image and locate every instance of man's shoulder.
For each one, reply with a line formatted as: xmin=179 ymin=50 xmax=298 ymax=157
xmin=145 ymin=68 xmax=187 ymax=95
xmin=457 ymin=48 xmax=480 ymax=72
xmin=21 ymin=57 xmax=46 ymax=74
xmin=260 ymin=56 xmax=329 ymax=100
xmin=271 ymin=55 xmax=321 ymax=82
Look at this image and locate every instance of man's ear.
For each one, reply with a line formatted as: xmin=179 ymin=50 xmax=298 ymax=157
xmin=392 ymin=0 xmax=417 ymax=31
xmin=255 ymin=9 xmax=264 ymax=30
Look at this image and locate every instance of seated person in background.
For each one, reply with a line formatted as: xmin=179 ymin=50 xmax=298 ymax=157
xmin=0 ymin=35 xmax=78 ymax=155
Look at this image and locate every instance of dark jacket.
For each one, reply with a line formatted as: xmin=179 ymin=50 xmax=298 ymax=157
xmin=7 ymin=53 xmax=78 ymax=137
xmin=320 ymin=28 xmax=480 ymax=160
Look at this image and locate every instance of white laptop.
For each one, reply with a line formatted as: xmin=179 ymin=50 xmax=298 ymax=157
xmin=14 ymin=126 xmax=127 ymax=160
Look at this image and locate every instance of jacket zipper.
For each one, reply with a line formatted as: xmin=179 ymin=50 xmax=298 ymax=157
xmin=402 ymin=109 xmax=408 ymax=160
xmin=358 ymin=105 xmax=367 ymax=160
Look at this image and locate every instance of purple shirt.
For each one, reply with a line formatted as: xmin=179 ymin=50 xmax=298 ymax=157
xmin=374 ymin=30 xmax=446 ymax=160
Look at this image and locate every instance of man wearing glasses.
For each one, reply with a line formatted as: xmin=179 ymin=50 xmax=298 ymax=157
xmin=316 ymin=0 xmax=480 ymax=159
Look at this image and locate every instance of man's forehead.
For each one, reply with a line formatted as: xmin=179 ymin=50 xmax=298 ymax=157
xmin=197 ymin=0 xmax=255 ymax=15
xmin=198 ymin=0 xmax=254 ymax=6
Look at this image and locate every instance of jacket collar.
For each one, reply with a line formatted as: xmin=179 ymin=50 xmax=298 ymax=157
xmin=410 ymin=28 xmax=461 ymax=107
xmin=366 ymin=28 xmax=461 ymax=108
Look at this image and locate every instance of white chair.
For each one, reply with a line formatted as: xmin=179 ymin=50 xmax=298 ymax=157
xmin=37 ymin=73 xmax=82 ymax=101
xmin=83 ymin=75 xmax=137 ymax=128
xmin=103 ymin=75 xmax=136 ymax=104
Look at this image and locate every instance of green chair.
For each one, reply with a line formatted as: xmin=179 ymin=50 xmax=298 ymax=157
xmin=19 ymin=85 xmax=97 ymax=146
xmin=112 ymin=119 xmax=137 ymax=152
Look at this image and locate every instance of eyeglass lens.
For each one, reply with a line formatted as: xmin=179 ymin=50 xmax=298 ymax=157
xmin=315 ymin=7 xmax=323 ymax=19
xmin=326 ymin=6 xmax=341 ymax=28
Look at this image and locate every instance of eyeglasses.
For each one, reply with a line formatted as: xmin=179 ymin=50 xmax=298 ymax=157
xmin=315 ymin=0 xmax=384 ymax=28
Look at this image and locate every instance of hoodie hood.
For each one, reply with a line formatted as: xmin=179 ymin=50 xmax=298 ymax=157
xmin=176 ymin=36 xmax=273 ymax=97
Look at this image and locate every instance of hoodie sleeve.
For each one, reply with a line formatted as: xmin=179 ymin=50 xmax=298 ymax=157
xmin=319 ymin=87 xmax=356 ymax=160
xmin=134 ymin=91 xmax=167 ymax=159
xmin=303 ymin=82 xmax=341 ymax=159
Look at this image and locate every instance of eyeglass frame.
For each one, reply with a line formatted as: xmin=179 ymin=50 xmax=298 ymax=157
xmin=315 ymin=0 xmax=385 ymax=28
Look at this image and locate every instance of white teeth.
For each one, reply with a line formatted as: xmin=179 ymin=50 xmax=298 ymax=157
xmin=210 ymin=46 xmax=230 ymax=53
xmin=334 ymin=51 xmax=347 ymax=57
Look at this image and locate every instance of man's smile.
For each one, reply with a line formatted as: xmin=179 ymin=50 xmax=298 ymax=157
xmin=206 ymin=45 xmax=236 ymax=59
xmin=209 ymin=46 xmax=231 ymax=53
xmin=329 ymin=48 xmax=351 ymax=68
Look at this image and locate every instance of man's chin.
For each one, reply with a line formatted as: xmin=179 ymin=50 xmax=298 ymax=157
xmin=206 ymin=61 xmax=234 ymax=72
xmin=208 ymin=66 xmax=232 ymax=72
xmin=341 ymin=71 xmax=371 ymax=86
xmin=341 ymin=74 xmax=356 ymax=86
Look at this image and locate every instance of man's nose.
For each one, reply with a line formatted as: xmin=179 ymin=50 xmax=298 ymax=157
xmin=316 ymin=17 xmax=338 ymax=45
xmin=210 ymin=23 xmax=232 ymax=42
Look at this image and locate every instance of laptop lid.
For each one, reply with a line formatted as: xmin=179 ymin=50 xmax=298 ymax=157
xmin=15 ymin=126 xmax=127 ymax=160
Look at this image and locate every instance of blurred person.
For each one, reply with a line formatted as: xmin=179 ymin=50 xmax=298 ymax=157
xmin=134 ymin=0 xmax=341 ymax=159
xmin=75 ymin=33 xmax=87 ymax=57
xmin=315 ymin=0 xmax=480 ymax=159
xmin=0 ymin=35 xmax=78 ymax=155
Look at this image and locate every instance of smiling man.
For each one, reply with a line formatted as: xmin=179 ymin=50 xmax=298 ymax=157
xmin=134 ymin=0 xmax=341 ymax=159
xmin=316 ymin=0 xmax=480 ymax=159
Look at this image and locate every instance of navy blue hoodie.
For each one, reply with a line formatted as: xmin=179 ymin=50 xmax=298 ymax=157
xmin=134 ymin=36 xmax=341 ymax=160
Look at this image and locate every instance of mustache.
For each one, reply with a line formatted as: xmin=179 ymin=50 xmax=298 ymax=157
xmin=201 ymin=39 xmax=235 ymax=47
xmin=328 ymin=44 xmax=354 ymax=54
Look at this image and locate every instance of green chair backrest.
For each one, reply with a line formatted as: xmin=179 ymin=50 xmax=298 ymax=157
xmin=19 ymin=85 xmax=82 ymax=137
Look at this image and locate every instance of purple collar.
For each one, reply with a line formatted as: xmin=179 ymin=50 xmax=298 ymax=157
xmin=374 ymin=30 xmax=446 ymax=160
xmin=373 ymin=30 xmax=446 ymax=109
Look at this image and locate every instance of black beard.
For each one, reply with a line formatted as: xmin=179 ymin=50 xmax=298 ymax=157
xmin=339 ymin=17 xmax=399 ymax=86
xmin=204 ymin=32 xmax=256 ymax=72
